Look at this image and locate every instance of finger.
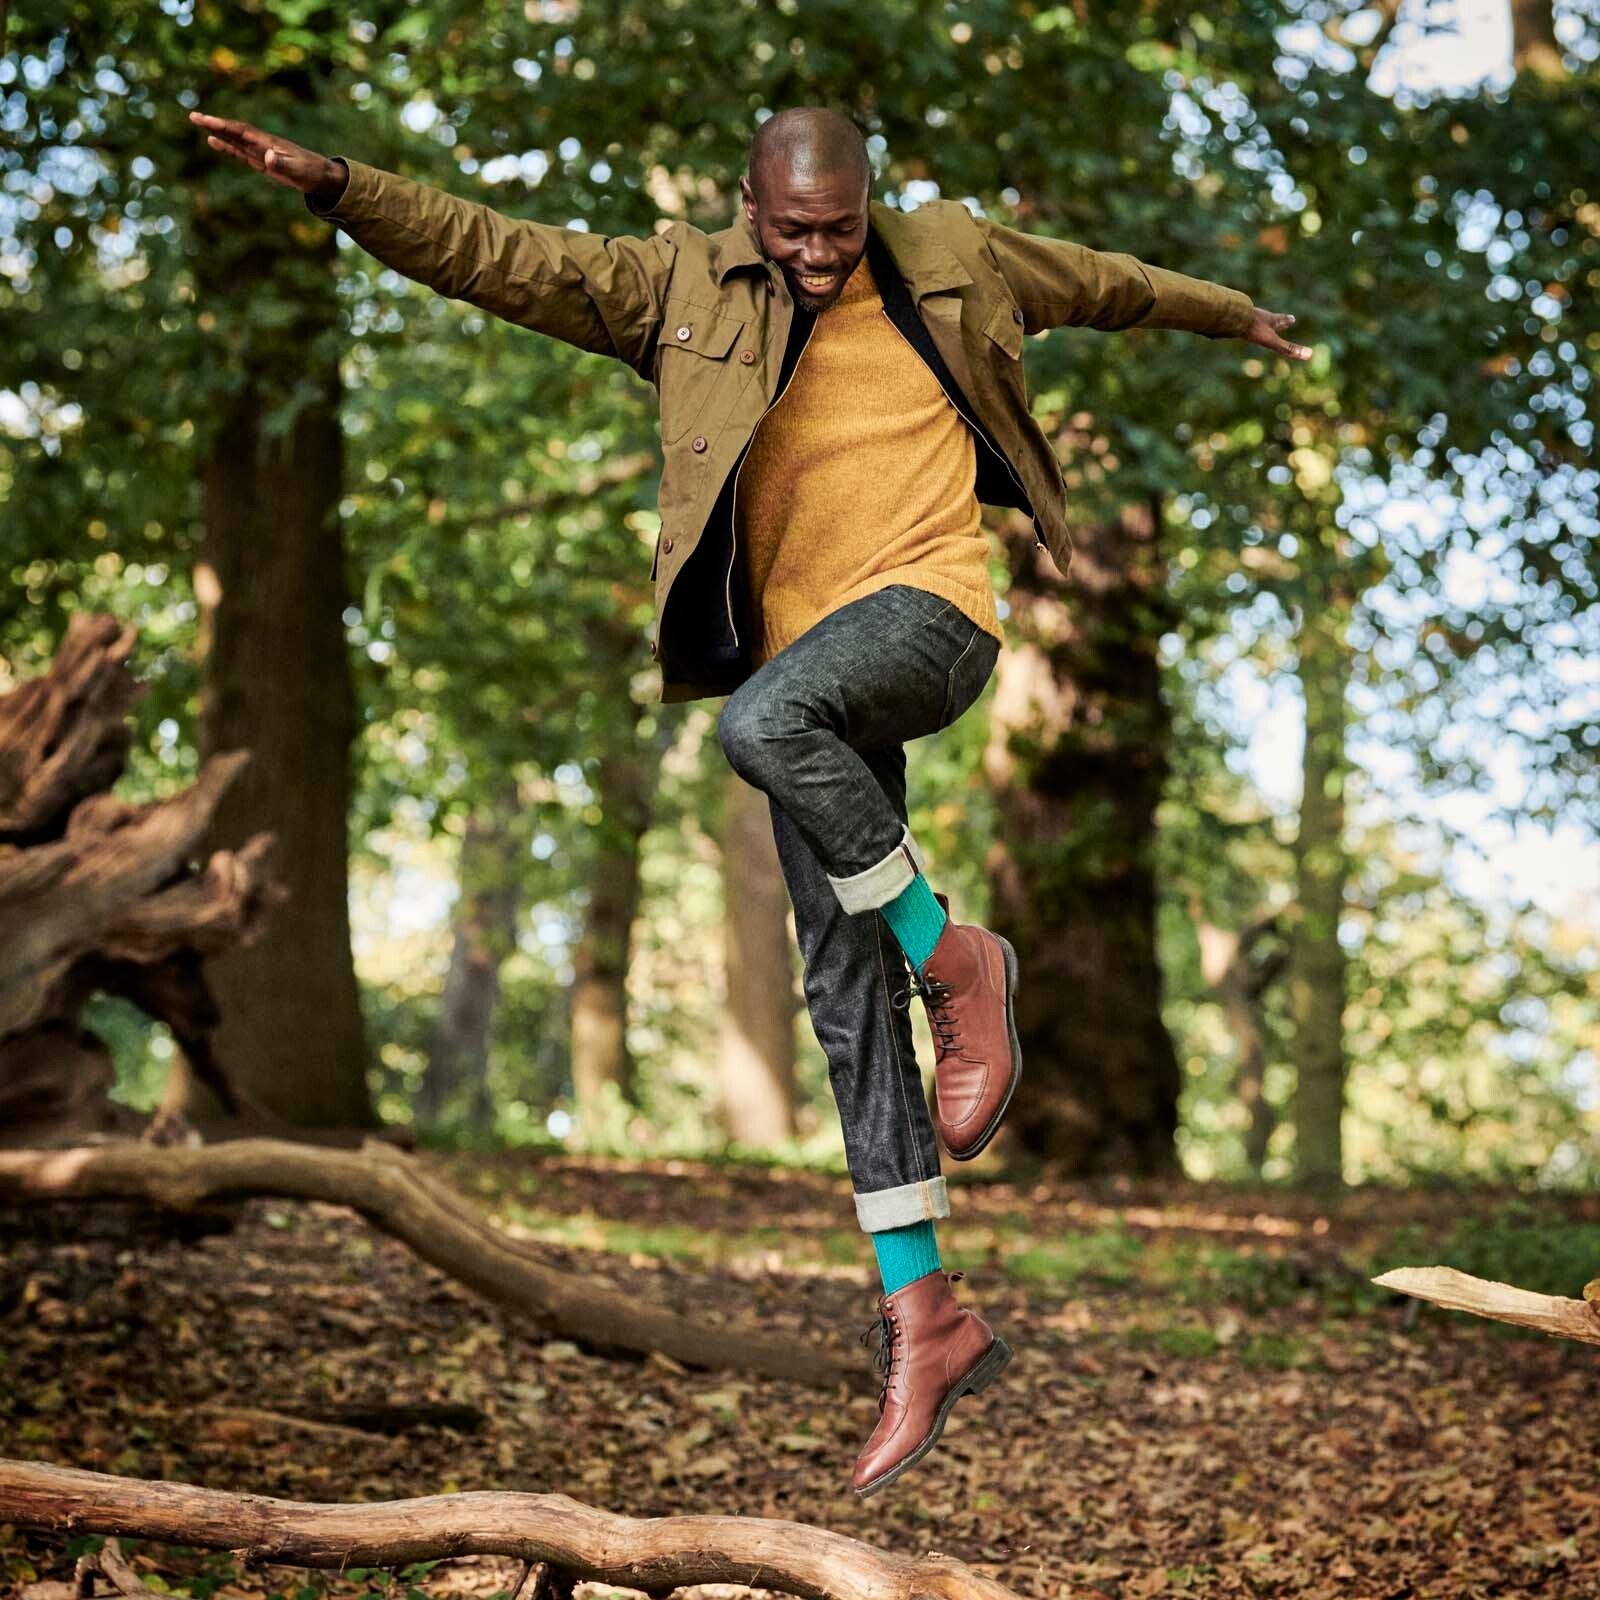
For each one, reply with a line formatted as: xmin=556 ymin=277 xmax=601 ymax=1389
xmin=207 ymin=132 xmax=267 ymax=173
xmin=194 ymin=112 xmax=253 ymax=145
xmin=205 ymin=115 xmax=271 ymax=161
xmin=200 ymin=121 xmax=255 ymax=156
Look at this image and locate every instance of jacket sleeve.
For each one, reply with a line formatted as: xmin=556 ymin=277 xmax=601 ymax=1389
xmin=305 ymin=157 xmax=677 ymax=376
xmin=972 ymin=213 xmax=1254 ymax=341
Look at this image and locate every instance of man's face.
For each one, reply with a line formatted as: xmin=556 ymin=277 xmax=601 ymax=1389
xmin=740 ymin=162 xmax=870 ymax=313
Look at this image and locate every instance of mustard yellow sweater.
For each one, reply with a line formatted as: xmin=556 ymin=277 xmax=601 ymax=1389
xmin=734 ymin=250 xmax=1004 ymax=669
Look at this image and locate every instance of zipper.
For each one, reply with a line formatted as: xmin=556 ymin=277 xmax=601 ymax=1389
xmin=724 ymin=311 xmax=816 ymax=649
xmin=879 ymin=307 xmax=1047 ymax=552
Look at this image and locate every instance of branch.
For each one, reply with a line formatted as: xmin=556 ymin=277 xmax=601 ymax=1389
xmin=1373 ymin=1266 xmax=1600 ymax=1345
xmin=0 ymin=1458 xmax=1023 ymax=1600
xmin=0 ymin=1137 xmax=865 ymax=1391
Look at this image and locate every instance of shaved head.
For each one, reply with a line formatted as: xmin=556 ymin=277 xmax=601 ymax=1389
xmin=747 ymin=106 xmax=870 ymax=202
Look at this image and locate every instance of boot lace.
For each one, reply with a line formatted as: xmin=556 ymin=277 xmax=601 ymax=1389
xmin=891 ymin=965 xmax=965 ymax=1055
xmin=858 ymin=1304 xmax=900 ymax=1414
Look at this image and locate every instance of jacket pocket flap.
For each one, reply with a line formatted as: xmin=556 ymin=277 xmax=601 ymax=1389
xmin=664 ymin=306 xmax=746 ymax=359
xmin=984 ymin=302 xmax=1024 ymax=360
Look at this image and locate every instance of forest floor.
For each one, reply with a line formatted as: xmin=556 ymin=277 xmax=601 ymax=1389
xmin=3 ymin=1152 xmax=1599 ymax=1600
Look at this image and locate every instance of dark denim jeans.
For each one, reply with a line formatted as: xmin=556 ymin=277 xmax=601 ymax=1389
xmin=716 ymin=584 xmax=1002 ymax=1232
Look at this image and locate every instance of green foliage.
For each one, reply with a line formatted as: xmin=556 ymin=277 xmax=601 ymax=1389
xmin=5 ymin=0 xmax=1595 ymax=1184
xmin=1386 ymin=1203 xmax=1600 ymax=1302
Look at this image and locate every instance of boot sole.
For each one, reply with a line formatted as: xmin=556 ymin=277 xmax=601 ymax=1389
xmin=852 ymin=1335 xmax=1013 ymax=1499
xmin=944 ymin=934 xmax=1023 ymax=1161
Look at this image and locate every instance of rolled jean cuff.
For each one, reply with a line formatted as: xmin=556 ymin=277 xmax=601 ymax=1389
xmin=854 ymin=1175 xmax=950 ymax=1232
xmin=825 ymin=823 xmax=928 ymax=914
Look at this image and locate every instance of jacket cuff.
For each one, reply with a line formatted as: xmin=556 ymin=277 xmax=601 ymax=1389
xmin=1214 ymin=286 xmax=1256 ymax=339
xmin=304 ymin=155 xmax=363 ymax=220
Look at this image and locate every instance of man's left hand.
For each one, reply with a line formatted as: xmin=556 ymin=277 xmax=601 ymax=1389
xmin=1245 ymin=307 xmax=1312 ymax=360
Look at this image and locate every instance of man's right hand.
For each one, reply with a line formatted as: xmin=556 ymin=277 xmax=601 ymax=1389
xmin=188 ymin=110 xmax=348 ymax=208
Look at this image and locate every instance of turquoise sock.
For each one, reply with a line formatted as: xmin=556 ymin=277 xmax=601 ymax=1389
xmin=870 ymin=1219 xmax=942 ymax=1295
xmin=880 ymin=872 xmax=947 ymax=975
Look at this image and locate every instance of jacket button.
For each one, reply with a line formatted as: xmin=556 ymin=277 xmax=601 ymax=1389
xmin=662 ymin=536 xmax=674 ymax=553
xmin=1012 ymin=307 xmax=1024 ymax=324
xmin=676 ymin=325 xmax=692 ymax=341
xmin=691 ymin=435 xmax=708 ymax=452
xmin=739 ymin=349 xmax=755 ymax=364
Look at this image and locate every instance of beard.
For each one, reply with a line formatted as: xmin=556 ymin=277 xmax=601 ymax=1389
xmin=782 ymin=261 xmax=854 ymax=313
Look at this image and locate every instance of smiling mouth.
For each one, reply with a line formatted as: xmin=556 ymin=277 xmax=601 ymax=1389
xmin=797 ymin=271 xmax=839 ymax=292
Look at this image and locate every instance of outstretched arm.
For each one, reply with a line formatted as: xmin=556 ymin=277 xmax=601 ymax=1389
xmin=973 ymin=211 xmax=1310 ymax=360
xmin=188 ymin=111 xmax=676 ymax=376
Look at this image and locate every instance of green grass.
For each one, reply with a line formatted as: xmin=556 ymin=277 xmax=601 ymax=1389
xmin=477 ymin=1180 xmax=1600 ymax=1352
xmin=1379 ymin=1206 xmax=1600 ymax=1301
xmin=1124 ymin=1323 xmax=1319 ymax=1368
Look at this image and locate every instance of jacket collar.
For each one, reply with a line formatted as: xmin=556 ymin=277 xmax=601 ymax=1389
xmin=713 ymin=199 xmax=973 ymax=299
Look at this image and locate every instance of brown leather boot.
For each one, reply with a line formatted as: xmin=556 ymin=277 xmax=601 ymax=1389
xmin=892 ymin=891 xmax=1022 ymax=1160
xmin=852 ymin=1267 xmax=1011 ymax=1497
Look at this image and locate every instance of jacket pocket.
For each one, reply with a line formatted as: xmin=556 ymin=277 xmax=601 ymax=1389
xmin=658 ymin=300 xmax=747 ymax=442
xmin=983 ymin=301 xmax=1025 ymax=361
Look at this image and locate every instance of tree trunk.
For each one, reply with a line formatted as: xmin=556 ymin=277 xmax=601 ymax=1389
xmin=569 ymin=737 xmax=652 ymax=1138
xmin=1289 ymin=561 xmax=1353 ymax=1187
xmin=417 ymin=783 xmax=524 ymax=1133
xmin=1195 ymin=912 xmax=1287 ymax=1177
xmin=1509 ymin=0 xmax=1565 ymax=77
xmin=717 ymin=772 xmax=799 ymax=1146
xmin=168 ymin=59 xmax=371 ymax=1131
xmin=987 ymin=497 xmax=1181 ymax=1174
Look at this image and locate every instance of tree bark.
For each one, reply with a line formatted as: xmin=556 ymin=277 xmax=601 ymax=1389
xmin=1195 ymin=911 xmax=1287 ymax=1176
xmin=183 ymin=353 xmax=368 ymax=1130
xmin=0 ymin=1138 xmax=862 ymax=1390
xmin=718 ymin=772 xmax=799 ymax=1146
xmin=169 ymin=43 xmax=371 ymax=1132
xmin=0 ymin=1458 xmax=1023 ymax=1600
xmin=418 ymin=783 xmax=524 ymax=1133
xmin=569 ymin=731 xmax=653 ymax=1137
xmin=1510 ymin=0 xmax=1565 ymax=77
xmin=987 ymin=496 xmax=1181 ymax=1174
xmin=1289 ymin=559 xmax=1353 ymax=1188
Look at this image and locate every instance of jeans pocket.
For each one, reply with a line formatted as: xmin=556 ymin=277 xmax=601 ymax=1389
xmin=939 ymin=624 xmax=999 ymax=729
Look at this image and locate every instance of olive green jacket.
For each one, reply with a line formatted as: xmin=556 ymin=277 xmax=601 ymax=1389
xmin=308 ymin=158 xmax=1253 ymax=703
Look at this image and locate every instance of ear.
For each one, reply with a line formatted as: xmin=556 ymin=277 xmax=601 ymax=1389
xmin=739 ymin=174 xmax=756 ymax=222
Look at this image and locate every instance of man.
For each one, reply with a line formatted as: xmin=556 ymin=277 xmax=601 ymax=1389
xmin=192 ymin=104 xmax=1309 ymax=1498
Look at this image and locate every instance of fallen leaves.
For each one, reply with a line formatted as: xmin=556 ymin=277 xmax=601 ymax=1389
xmin=4 ymin=1168 xmax=1599 ymax=1600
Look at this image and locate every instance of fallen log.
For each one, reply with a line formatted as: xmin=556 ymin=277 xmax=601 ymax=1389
xmin=0 ymin=1136 xmax=867 ymax=1392
xmin=0 ymin=1457 xmax=1023 ymax=1600
xmin=1372 ymin=1265 xmax=1600 ymax=1345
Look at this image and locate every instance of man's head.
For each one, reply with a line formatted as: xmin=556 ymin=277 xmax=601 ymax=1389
xmin=740 ymin=107 xmax=871 ymax=313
